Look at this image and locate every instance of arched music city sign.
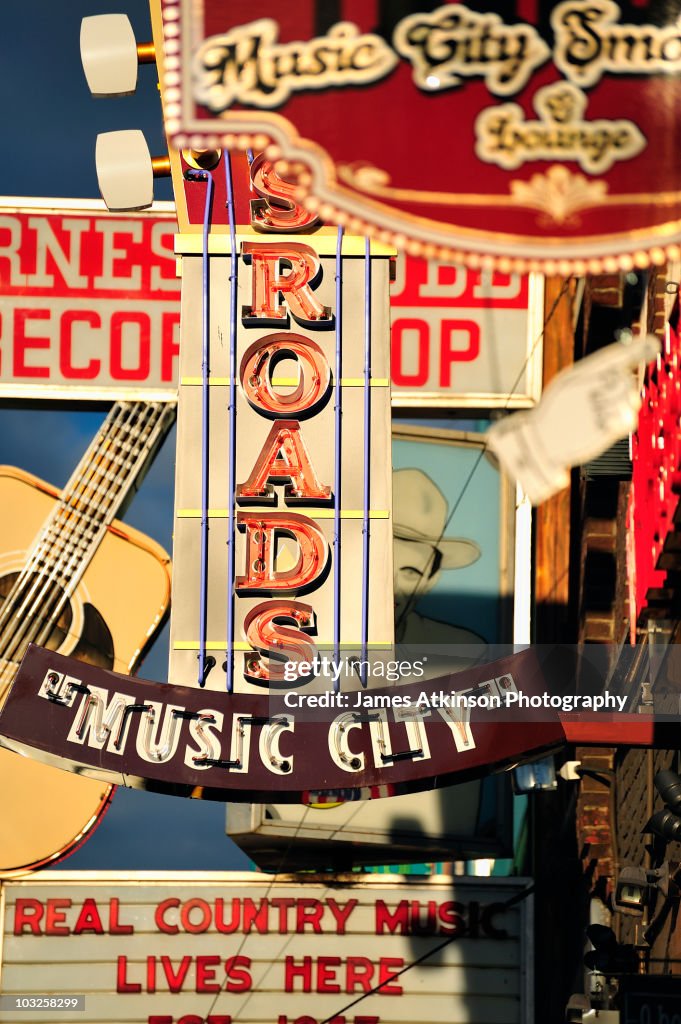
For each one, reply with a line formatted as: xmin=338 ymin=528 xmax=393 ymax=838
xmin=155 ymin=0 xmax=681 ymax=272
xmin=0 ymin=644 xmax=567 ymax=800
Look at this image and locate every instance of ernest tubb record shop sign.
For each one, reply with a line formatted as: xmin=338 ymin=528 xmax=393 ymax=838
xmin=156 ymin=0 xmax=681 ymax=273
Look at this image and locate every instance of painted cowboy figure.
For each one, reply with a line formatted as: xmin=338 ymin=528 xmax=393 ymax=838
xmin=393 ymin=469 xmax=486 ymax=663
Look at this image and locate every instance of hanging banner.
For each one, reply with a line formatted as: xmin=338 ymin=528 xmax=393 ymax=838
xmin=0 ymin=873 xmax=533 ymax=1024
xmin=155 ymin=1 xmax=681 ymax=272
xmin=0 ymin=199 xmax=179 ymax=401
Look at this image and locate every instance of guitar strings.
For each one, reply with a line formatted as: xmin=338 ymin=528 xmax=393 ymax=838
xmin=27 ymin=404 xmax=172 ymax=649
xmin=31 ymin=404 xmax=170 ymax=617
xmin=0 ymin=403 xmax=137 ymax=683
xmin=0 ymin=403 xmax=140 ymax=689
xmin=0 ymin=403 xmax=172 ymax=697
xmin=42 ymin=405 xmax=163 ymax=592
xmin=0 ymin=403 xmax=165 ymax=685
xmin=0 ymin=403 xmax=137 ymax=626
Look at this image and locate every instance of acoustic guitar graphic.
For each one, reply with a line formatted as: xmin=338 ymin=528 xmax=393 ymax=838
xmin=0 ymin=400 xmax=174 ymax=876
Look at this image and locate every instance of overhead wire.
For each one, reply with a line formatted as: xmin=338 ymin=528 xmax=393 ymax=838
xmin=316 ymin=881 xmax=536 ymax=1023
xmin=196 ymin=804 xmax=313 ymax=1023
xmin=395 ymin=275 xmax=575 ymax=639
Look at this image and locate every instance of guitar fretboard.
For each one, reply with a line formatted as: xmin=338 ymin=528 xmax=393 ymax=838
xmin=0 ymin=401 xmax=176 ymax=692
xmin=29 ymin=403 xmax=173 ymax=584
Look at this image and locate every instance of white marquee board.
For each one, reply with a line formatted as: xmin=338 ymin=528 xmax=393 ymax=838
xmin=0 ymin=872 xmax=532 ymax=1023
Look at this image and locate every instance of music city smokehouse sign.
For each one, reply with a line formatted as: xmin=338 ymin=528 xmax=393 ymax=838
xmin=157 ymin=0 xmax=681 ymax=271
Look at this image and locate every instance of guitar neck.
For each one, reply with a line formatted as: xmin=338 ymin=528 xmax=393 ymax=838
xmin=25 ymin=401 xmax=176 ymax=593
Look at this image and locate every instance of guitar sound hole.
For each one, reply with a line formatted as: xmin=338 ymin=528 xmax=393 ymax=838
xmin=0 ymin=573 xmax=114 ymax=670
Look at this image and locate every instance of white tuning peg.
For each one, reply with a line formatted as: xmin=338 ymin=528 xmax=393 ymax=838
xmin=80 ymin=14 xmax=155 ymax=96
xmin=95 ymin=130 xmax=170 ymax=211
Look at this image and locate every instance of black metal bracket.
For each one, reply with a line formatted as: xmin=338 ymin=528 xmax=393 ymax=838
xmin=380 ymin=748 xmax=423 ymax=764
xmin=198 ymin=655 xmax=216 ymax=688
xmin=237 ymin=715 xmax=290 ymax=728
xmin=192 ymin=757 xmax=242 ymax=769
xmin=171 ymin=710 xmax=216 ymax=724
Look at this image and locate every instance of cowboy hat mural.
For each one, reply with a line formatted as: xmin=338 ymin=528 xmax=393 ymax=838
xmin=393 ymin=467 xmax=486 ymax=648
xmin=391 ymin=420 xmax=517 ymax=660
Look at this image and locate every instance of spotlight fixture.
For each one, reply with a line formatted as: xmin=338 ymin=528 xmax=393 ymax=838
xmin=654 ymin=769 xmax=681 ymax=812
xmin=614 ymin=866 xmax=647 ymax=916
xmin=565 ymin=993 xmax=590 ymax=1022
xmin=583 ymin=924 xmax=638 ymax=975
xmin=614 ymin=863 xmax=672 ymax=916
xmin=643 ymin=769 xmax=681 ymax=843
xmin=645 ymin=808 xmax=681 ymax=842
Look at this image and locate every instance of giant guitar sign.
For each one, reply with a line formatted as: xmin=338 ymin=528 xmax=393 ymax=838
xmin=154 ymin=0 xmax=681 ymax=272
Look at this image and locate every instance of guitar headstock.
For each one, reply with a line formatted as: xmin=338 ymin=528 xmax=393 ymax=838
xmin=80 ymin=2 xmax=330 ymax=235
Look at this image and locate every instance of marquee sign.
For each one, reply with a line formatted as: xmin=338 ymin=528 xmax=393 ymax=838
xmin=154 ymin=1 xmax=681 ymax=272
xmin=0 ymin=199 xmax=179 ymax=401
xmin=0 ymin=873 xmax=533 ymax=1023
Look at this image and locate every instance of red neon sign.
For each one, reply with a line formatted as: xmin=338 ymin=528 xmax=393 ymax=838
xmin=629 ymin=307 xmax=681 ymax=624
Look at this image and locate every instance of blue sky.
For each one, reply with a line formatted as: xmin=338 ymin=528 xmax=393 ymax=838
xmin=0 ymin=1 xmax=249 ymax=870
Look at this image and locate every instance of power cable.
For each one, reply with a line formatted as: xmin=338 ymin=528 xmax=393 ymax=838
xmin=317 ymin=882 xmax=536 ymax=1023
xmin=395 ymin=276 xmax=575 ymax=637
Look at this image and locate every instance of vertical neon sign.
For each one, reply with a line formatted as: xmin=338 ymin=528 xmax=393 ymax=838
xmin=169 ymin=157 xmax=394 ymax=697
